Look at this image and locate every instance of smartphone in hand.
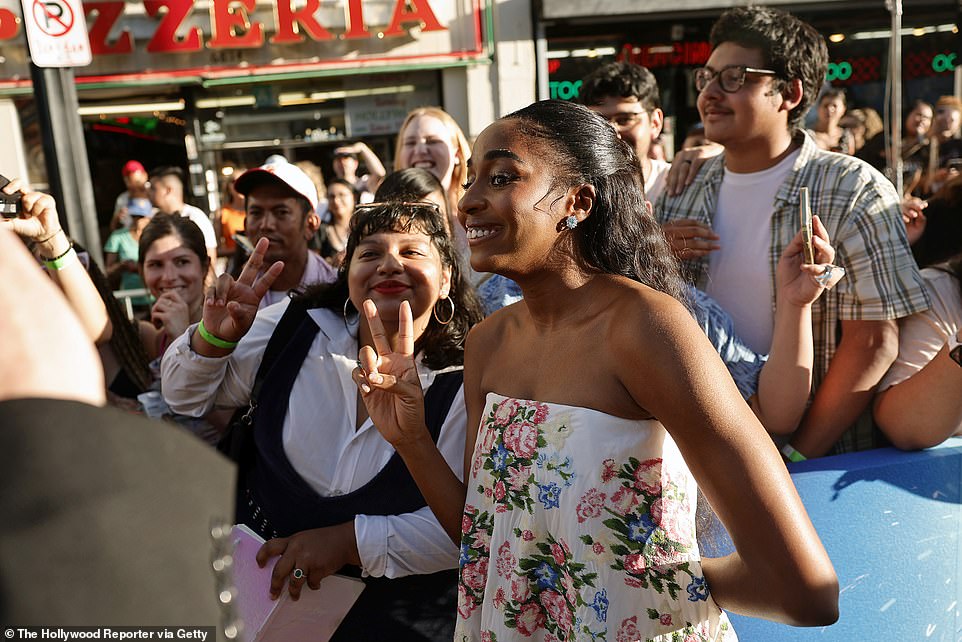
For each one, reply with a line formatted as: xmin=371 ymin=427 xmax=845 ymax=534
xmin=799 ymin=186 xmax=815 ymax=264
xmin=0 ymin=175 xmax=23 ymax=219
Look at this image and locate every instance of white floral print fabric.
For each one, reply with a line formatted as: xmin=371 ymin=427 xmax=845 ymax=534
xmin=456 ymin=394 xmax=736 ymax=642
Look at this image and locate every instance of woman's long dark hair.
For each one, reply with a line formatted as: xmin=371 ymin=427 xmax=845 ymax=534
xmin=73 ymin=242 xmax=153 ymax=394
xmin=298 ymin=202 xmax=483 ymax=369
xmin=375 ymin=168 xmax=447 ymax=214
xmin=507 ymin=100 xmax=687 ymax=303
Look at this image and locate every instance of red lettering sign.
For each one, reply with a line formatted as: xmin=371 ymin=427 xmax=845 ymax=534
xmin=271 ymin=0 xmax=332 ymax=44
xmin=144 ymin=0 xmax=202 ymax=52
xmin=343 ymin=0 xmax=370 ymax=39
xmin=621 ymin=41 xmax=711 ymax=69
xmin=1 ymin=0 xmax=451 ymax=52
xmin=208 ymin=0 xmax=263 ymax=48
xmin=84 ymin=2 xmax=132 ymax=54
xmin=383 ymin=0 xmax=444 ymax=36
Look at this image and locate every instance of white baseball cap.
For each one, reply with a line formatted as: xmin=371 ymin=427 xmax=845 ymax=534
xmin=234 ymin=160 xmax=318 ymax=212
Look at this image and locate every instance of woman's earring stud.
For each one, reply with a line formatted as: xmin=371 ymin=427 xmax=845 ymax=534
xmin=564 ymin=215 xmax=578 ymax=230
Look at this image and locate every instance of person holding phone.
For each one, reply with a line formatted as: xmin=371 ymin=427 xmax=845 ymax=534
xmin=656 ymin=6 xmax=928 ymax=458
xmin=0 ymin=176 xmax=111 ymax=345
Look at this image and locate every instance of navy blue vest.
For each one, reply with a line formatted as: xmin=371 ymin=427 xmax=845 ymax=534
xmin=237 ymin=301 xmax=460 ymax=640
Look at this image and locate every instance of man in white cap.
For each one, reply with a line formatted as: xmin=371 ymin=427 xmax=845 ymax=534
xmin=234 ymin=160 xmax=337 ymax=309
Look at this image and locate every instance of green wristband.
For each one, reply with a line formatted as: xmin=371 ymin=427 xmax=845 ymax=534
xmin=780 ymin=443 xmax=808 ymax=463
xmin=43 ymin=246 xmax=78 ymax=271
xmin=197 ymin=320 xmax=238 ymax=350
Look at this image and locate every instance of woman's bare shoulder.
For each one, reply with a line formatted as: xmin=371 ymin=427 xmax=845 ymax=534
xmin=598 ymin=279 xmax=706 ymax=371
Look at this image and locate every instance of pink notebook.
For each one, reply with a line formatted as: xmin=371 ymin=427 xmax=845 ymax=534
xmin=230 ymin=524 xmax=365 ymax=642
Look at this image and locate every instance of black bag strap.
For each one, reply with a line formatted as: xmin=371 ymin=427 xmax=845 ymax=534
xmin=216 ymin=297 xmax=311 ymax=462
xmin=250 ymin=297 xmax=311 ymax=406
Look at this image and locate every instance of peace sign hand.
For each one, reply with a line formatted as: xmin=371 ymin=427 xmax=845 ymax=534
xmin=353 ymin=299 xmax=430 ymax=449
xmin=201 ymin=237 xmax=283 ymax=345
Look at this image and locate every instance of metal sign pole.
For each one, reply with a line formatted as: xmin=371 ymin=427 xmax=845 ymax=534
xmin=29 ymin=63 xmax=102 ymax=264
xmin=887 ymin=0 xmax=904 ymax=197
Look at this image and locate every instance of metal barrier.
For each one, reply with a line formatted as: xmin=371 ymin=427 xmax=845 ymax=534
xmin=719 ymin=438 xmax=962 ymax=640
xmin=112 ymin=288 xmax=151 ymax=320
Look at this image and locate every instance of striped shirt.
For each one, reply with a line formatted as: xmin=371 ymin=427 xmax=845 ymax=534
xmin=656 ymin=131 xmax=930 ymax=452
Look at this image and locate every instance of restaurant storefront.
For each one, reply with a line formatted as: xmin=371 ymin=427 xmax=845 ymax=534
xmin=0 ymin=0 xmax=533 ymax=225
xmin=536 ymin=0 xmax=959 ymax=155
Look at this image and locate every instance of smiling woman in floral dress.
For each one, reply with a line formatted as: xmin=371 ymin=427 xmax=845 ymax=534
xmin=355 ymin=100 xmax=839 ymax=641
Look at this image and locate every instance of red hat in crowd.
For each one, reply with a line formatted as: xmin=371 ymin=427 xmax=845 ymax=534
xmin=122 ymin=160 xmax=146 ymax=176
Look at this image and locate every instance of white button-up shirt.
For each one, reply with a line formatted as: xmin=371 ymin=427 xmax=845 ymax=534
xmin=161 ymin=299 xmax=465 ymax=578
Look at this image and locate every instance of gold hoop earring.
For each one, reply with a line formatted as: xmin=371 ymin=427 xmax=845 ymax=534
xmin=433 ymin=296 xmax=455 ymax=325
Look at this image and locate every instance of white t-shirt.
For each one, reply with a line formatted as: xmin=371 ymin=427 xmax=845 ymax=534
xmin=879 ymin=268 xmax=962 ymax=391
xmin=705 ymin=149 xmax=800 ymax=354
xmin=644 ymin=158 xmax=671 ymax=204
xmin=180 ymin=203 xmax=217 ymax=250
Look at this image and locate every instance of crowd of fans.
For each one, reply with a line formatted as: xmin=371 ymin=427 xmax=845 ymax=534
xmin=3 ymin=4 xmax=961 ymax=639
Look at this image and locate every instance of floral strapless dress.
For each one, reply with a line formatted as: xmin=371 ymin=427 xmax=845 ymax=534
xmin=455 ymin=393 xmax=737 ymax=642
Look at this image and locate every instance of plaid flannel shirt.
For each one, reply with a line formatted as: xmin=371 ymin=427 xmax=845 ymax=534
xmin=656 ymin=131 xmax=930 ymax=452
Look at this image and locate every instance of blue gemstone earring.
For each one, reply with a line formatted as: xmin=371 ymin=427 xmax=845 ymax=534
xmin=564 ymin=215 xmax=578 ymax=230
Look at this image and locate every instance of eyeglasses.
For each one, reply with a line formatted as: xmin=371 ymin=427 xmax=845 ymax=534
xmin=604 ymin=111 xmax=647 ymax=130
xmin=694 ymin=65 xmax=779 ymax=93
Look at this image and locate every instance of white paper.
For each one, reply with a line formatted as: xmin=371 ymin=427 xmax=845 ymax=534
xmin=230 ymin=524 xmax=366 ymax=642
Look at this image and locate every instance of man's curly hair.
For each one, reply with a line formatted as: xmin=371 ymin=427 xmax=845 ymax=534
xmin=710 ymin=6 xmax=828 ymax=131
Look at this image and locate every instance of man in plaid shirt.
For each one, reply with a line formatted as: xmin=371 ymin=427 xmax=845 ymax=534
xmin=656 ymin=6 xmax=929 ymax=457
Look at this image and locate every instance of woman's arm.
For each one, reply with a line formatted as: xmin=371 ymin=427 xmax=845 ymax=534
xmin=616 ymin=294 xmax=838 ymax=626
xmin=1 ymin=180 xmax=111 ymax=344
xmin=754 ymin=216 xmax=839 ymax=435
xmin=874 ymin=326 xmax=962 ymax=450
xmin=353 ymin=142 xmax=387 ymax=193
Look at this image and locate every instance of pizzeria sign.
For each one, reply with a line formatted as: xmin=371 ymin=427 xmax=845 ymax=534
xmin=0 ymin=0 xmax=486 ymax=84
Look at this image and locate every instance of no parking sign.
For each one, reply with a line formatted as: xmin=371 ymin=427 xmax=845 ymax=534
xmin=20 ymin=0 xmax=91 ymax=67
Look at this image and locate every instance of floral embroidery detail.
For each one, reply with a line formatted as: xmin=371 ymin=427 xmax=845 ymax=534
xmin=538 ymin=482 xmax=563 ymax=509
xmin=616 ymin=615 xmax=641 ymax=642
xmin=686 ymin=576 xmax=709 ymax=602
xmin=646 ymin=609 xmax=716 ymax=641
xmin=475 ymin=399 xmax=574 ymax=514
xmin=576 ymin=488 xmax=607 ymax=523
xmin=515 ymin=601 xmax=546 ymax=636
xmin=459 ymin=505 xmax=495 ymax=621
xmin=605 ymin=457 xmax=695 ymax=601
xmin=457 ymin=397 xmax=731 ymax=642
xmin=601 ymin=458 xmax=618 ymax=483
xmin=590 ymin=588 xmax=609 ymax=622
xmin=496 ymin=541 xmax=517 ymax=579
xmin=495 ymin=532 xmax=598 ymax=640
xmin=458 ymin=584 xmax=476 ymax=620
